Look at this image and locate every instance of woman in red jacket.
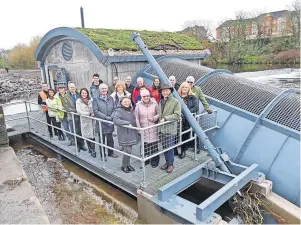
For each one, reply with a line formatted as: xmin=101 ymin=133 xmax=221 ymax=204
xmin=150 ymin=76 xmax=161 ymax=104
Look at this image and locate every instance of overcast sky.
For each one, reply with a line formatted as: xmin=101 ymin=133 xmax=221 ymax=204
xmin=0 ymin=0 xmax=292 ymax=49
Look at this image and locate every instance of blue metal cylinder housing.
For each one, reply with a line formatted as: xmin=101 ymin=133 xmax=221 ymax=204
xmin=135 ymin=57 xmax=300 ymax=207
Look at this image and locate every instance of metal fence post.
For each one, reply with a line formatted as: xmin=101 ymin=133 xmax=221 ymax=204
xmin=140 ymin=131 xmax=146 ymax=188
xmin=98 ymin=120 xmax=106 ymax=167
xmin=72 ymin=113 xmax=78 ymax=155
xmin=0 ymin=105 xmax=9 ymax=147
xmin=25 ymin=102 xmax=31 ymax=132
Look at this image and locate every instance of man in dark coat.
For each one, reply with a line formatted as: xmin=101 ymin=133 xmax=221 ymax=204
xmin=64 ymin=82 xmax=87 ymax=152
xmin=90 ymin=73 xmax=103 ymax=99
xmin=93 ymin=83 xmax=119 ymax=158
xmin=125 ymin=76 xmax=135 ymax=94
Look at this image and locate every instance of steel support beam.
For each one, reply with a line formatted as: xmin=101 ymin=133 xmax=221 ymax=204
xmin=201 ymin=168 xmax=236 ymax=185
xmin=234 ymin=89 xmax=295 ymax=162
xmin=196 ymin=163 xmax=259 ymax=221
xmin=158 ymin=160 xmax=210 ymax=201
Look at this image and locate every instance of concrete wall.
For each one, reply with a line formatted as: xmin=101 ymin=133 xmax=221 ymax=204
xmin=109 ymin=61 xmax=148 ymax=83
xmin=45 ymin=40 xmax=201 ymax=91
xmin=45 ymin=40 xmax=106 ymax=90
xmin=0 ymin=146 xmax=49 ymax=223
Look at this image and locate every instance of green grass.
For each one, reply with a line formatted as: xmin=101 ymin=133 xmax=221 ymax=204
xmin=75 ymin=28 xmax=203 ymax=51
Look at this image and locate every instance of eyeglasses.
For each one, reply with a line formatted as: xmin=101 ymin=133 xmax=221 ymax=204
xmin=187 ymin=81 xmax=193 ymax=84
xmin=142 ymin=95 xmax=150 ymax=98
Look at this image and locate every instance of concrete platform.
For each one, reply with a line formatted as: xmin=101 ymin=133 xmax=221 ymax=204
xmin=0 ymin=146 xmax=49 ymax=224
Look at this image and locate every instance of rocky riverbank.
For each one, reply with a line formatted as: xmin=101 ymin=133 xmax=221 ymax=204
xmin=0 ymin=70 xmax=41 ymax=103
xmin=16 ymin=147 xmax=137 ymax=224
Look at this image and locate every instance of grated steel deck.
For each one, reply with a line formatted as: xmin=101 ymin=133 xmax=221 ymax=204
xmin=5 ymin=110 xmax=211 ymax=196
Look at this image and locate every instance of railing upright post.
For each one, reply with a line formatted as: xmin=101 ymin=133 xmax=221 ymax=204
xmin=72 ymin=113 xmax=78 ymax=155
xmin=140 ymin=131 xmax=146 ymax=188
xmin=25 ymin=101 xmax=31 ymax=132
xmin=0 ymin=105 xmax=9 ymax=147
xmin=98 ymin=121 xmax=106 ymax=167
xmin=179 ymin=117 xmax=182 ymax=143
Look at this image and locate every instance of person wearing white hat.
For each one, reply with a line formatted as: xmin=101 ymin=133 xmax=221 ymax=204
xmin=186 ymin=76 xmax=212 ymax=114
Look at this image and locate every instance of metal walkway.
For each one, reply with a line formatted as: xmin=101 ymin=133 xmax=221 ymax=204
xmin=4 ymin=101 xmax=213 ymax=196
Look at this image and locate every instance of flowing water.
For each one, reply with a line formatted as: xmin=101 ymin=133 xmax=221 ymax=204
xmin=10 ymin=137 xmax=138 ymax=224
xmin=5 ymin=67 xmax=300 ymax=223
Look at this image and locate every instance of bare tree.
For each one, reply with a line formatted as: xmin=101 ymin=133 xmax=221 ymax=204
xmin=182 ymin=20 xmax=214 ymax=40
xmin=286 ymin=0 xmax=300 ymax=43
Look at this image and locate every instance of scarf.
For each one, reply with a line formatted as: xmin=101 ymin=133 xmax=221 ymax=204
xmin=116 ymin=92 xmax=126 ymax=98
xmin=121 ymin=105 xmax=131 ymax=112
xmin=81 ymin=97 xmax=89 ymax=105
xmin=100 ymin=95 xmax=108 ymax=101
xmin=182 ymin=95 xmax=189 ymax=105
xmin=136 ymin=85 xmax=145 ymax=90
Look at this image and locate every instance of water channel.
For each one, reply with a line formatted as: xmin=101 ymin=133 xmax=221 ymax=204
xmin=4 ymin=66 xmax=300 ymax=223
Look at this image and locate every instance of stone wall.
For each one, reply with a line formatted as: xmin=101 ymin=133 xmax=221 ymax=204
xmin=0 ymin=70 xmax=41 ymax=103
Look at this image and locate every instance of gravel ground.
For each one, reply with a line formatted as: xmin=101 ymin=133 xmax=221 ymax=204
xmin=15 ymin=147 xmax=137 ymax=224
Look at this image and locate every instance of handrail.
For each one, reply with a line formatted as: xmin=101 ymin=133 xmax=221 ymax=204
xmin=4 ymin=100 xmax=219 ymax=188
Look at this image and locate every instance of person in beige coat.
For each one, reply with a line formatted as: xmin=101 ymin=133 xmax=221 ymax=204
xmin=135 ymin=89 xmax=160 ymax=167
xmin=76 ymin=88 xmax=96 ymax=157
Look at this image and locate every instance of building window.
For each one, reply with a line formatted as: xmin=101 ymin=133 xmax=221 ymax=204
xmin=252 ymin=24 xmax=258 ymax=34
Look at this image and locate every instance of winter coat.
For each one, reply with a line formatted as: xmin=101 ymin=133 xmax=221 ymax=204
xmin=174 ymin=83 xmax=180 ymax=91
xmin=113 ymin=107 xmax=139 ymax=146
xmin=126 ymin=84 xmax=135 ymax=94
xmin=55 ymin=92 xmax=67 ymax=120
xmin=131 ymin=85 xmax=152 ymax=105
xmin=159 ymin=95 xmax=181 ymax=136
xmin=110 ymin=91 xmax=131 ymax=107
xmin=135 ymin=100 xmax=160 ymax=143
xmin=191 ymin=86 xmax=210 ymax=110
xmin=76 ymin=98 xmax=94 ymax=139
xmin=150 ymin=88 xmax=161 ymax=104
xmin=108 ymin=84 xmax=115 ymax=95
xmin=64 ymin=91 xmax=80 ymax=120
xmin=181 ymin=94 xmax=199 ymax=130
xmin=92 ymin=95 xmax=116 ymax=134
xmin=90 ymin=81 xmax=103 ymax=99
xmin=46 ymin=96 xmax=64 ymax=120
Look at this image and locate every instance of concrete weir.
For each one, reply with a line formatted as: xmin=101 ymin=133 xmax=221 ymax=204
xmin=0 ymin=146 xmax=49 ymax=224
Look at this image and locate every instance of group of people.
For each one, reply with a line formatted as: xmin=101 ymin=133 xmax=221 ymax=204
xmin=38 ymin=73 xmax=212 ymax=174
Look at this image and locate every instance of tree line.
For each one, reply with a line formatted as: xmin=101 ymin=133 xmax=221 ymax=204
xmin=181 ymin=0 xmax=300 ymax=64
xmin=0 ymin=36 xmax=41 ymax=70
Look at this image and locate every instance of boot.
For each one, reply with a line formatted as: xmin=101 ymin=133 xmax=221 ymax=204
xmin=87 ymin=140 xmax=92 ymax=153
xmin=89 ymin=138 xmax=96 ymax=158
xmin=60 ymin=133 xmax=66 ymax=141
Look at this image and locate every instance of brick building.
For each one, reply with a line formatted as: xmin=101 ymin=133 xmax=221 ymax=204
xmin=216 ymin=10 xmax=299 ymax=41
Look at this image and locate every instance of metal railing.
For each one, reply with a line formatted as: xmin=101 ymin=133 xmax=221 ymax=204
xmin=4 ymin=101 xmax=218 ymax=188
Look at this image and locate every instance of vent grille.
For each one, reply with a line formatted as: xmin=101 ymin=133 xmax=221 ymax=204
xmin=62 ymin=42 xmax=73 ymax=61
xmin=201 ymin=74 xmax=282 ymax=115
xmin=145 ymin=58 xmax=213 ymax=84
xmin=266 ymin=94 xmax=300 ymax=131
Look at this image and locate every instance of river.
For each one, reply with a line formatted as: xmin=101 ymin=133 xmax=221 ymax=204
xmin=4 ymin=66 xmax=300 ymax=223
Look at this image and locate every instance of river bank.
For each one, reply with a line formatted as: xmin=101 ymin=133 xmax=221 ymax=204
xmin=9 ymin=136 xmax=138 ymax=224
xmin=0 ymin=70 xmax=41 ymax=103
